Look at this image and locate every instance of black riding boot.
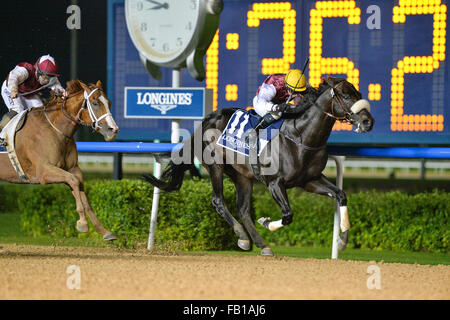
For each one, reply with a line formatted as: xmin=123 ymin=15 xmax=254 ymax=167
xmin=247 ymin=113 xmax=278 ymax=179
xmin=246 ymin=113 xmax=277 ymax=146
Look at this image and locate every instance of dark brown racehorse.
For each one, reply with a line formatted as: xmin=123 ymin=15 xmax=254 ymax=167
xmin=0 ymin=80 xmax=119 ymax=241
xmin=144 ymin=77 xmax=374 ymax=255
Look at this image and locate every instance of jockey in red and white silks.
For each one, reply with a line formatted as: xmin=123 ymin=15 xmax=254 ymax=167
xmin=253 ymin=73 xmax=293 ymax=119
xmin=1 ymin=54 xmax=66 ymax=113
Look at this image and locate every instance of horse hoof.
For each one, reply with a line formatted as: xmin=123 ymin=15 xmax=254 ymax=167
xmin=103 ymin=232 xmax=117 ymax=241
xmin=338 ymin=230 xmax=348 ymax=250
xmin=237 ymin=239 xmax=251 ymax=251
xmin=257 ymin=217 xmax=272 ymax=230
xmin=261 ymin=247 xmax=274 ymax=256
xmin=76 ymin=221 xmax=89 ymax=233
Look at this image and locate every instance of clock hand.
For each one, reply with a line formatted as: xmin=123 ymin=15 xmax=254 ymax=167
xmin=144 ymin=0 xmax=163 ymax=5
xmin=144 ymin=0 xmax=169 ymax=10
xmin=148 ymin=3 xmax=169 ymax=10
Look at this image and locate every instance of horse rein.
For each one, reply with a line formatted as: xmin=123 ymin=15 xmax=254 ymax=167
xmin=320 ymin=82 xmax=354 ymax=123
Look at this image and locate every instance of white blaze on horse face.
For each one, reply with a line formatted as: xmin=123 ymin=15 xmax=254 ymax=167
xmin=99 ymin=95 xmax=119 ymax=131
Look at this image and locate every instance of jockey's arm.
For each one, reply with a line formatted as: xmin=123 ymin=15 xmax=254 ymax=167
xmin=49 ymin=77 xmax=66 ymax=96
xmin=253 ymin=83 xmax=279 ymax=114
xmin=283 ymin=87 xmax=317 ymax=115
xmin=7 ymin=66 xmax=29 ymax=98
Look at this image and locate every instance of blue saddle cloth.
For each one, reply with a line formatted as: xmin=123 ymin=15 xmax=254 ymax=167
xmin=217 ymin=109 xmax=284 ymax=156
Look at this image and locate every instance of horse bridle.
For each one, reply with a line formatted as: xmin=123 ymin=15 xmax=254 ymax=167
xmin=321 ymin=80 xmax=355 ymax=123
xmin=61 ymin=86 xmax=111 ymax=130
xmin=44 ymin=86 xmax=111 ymax=139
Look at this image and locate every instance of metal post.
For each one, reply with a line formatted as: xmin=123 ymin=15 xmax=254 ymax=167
xmin=420 ymin=158 xmax=426 ymax=180
xmin=148 ymin=154 xmax=162 ymax=249
xmin=331 ymin=155 xmax=345 ymax=259
xmin=148 ymin=69 xmax=182 ymax=249
xmin=71 ymin=0 xmax=82 ymax=141
xmin=171 ymin=69 xmax=181 ymax=144
xmin=70 ymin=0 xmax=78 ymax=80
xmin=113 ymin=152 xmax=123 ymax=180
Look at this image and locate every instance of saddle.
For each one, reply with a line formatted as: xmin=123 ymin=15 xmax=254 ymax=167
xmin=0 ymin=110 xmax=29 ymax=181
xmin=217 ymin=109 xmax=283 ymax=156
xmin=217 ymin=109 xmax=284 ymax=181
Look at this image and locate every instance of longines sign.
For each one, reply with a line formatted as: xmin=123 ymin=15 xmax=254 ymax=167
xmin=124 ymin=87 xmax=213 ymax=119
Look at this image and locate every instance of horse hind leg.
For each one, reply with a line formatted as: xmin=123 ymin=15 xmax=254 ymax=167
xmin=208 ymin=165 xmax=251 ymax=251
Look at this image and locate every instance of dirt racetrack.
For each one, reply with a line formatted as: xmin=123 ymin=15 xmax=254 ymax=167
xmin=0 ymin=244 xmax=448 ymax=300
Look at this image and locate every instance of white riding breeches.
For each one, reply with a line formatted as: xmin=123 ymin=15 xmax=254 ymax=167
xmin=1 ymin=81 xmax=43 ymax=113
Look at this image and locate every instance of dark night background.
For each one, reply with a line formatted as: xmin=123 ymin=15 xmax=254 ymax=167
xmin=0 ymin=0 xmax=108 ymax=140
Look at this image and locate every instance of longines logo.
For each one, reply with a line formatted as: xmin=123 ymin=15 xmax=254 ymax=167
xmin=136 ymin=92 xmax=193 ymax=114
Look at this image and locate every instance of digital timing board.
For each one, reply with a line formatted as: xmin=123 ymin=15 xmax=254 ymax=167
xmin=107 ymin=0 xmax=448 ymax=144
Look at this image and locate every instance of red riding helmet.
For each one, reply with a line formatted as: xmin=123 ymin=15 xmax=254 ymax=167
xmin=34 ymin=54 xmax=60 ymax=77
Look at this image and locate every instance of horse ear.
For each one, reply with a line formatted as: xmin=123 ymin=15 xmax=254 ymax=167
xmin=96 ymin=80 xmax=103 ymax=88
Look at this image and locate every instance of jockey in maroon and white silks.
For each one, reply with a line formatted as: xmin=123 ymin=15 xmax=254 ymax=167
xmin=253 ymin=73 xmax=292 ymax=118
xmin=1 ymin=55 xmax=66 ymax=113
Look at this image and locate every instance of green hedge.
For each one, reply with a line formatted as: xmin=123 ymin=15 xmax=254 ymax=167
xmin=18 ymin=179 xmax=238 ymax=250
xmin=11 ymin=179 xmax=450 ymax=253
xmin=0 ymin=183 xmax=28 ymax=213
xmin=255 ymin=189 xmax=449 ymax=253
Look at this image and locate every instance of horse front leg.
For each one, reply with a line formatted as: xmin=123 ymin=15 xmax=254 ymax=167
xmin=258 ymin=178 xmax=293 ymax=232
xmin=304 ymin=174 xmax=349 ymax=249
xmin=207 ymin=165 xmax=251 ymax=251
xmin=231 ymin=173 xmax=273 ymax=256
xmin=68 ymin=166 xmax=117 ymax=241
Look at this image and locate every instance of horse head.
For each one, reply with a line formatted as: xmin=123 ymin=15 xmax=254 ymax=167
xmin=67 ymin=80 xmax=119 ymax=141
xmin=316 ymin=77 xmax=374 ymax=133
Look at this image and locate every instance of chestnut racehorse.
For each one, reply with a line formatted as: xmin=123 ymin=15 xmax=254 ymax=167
xmin=0 ymin=80 xmax=119 ymax=241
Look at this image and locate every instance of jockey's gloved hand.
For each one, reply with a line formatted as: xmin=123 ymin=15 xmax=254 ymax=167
xmin=10 ymin=87 xmax=19 ymax=99
xmin=277 ymin=102 xmax=290 ymax=114
xmin=283 ymin=101 xmax=312 ymax=115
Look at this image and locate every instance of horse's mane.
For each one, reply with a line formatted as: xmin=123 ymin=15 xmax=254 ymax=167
xmin=43 ymin=80 xmax=85 ymax=108
xmin=66 ymin=80 xmax=84 ymax=95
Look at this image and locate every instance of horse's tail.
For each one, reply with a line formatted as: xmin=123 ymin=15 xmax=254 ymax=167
xmin=142 ymin=161 xmax=190 ymax=192
xmin=142 ymin=137 xmax=196 ymax=192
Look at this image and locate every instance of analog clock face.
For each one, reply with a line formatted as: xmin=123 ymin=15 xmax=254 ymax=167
xmin=125 ymin=0 xmax=201 ymax=65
